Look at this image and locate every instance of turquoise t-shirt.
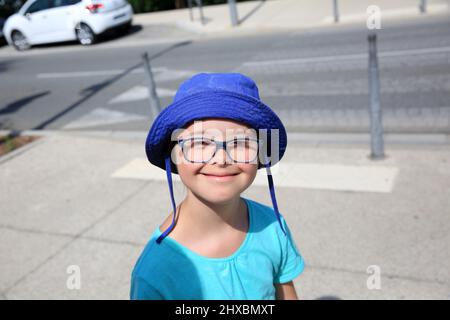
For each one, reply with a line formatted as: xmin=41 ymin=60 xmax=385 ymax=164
xmin=130 ymin=197 xmax=305 ymax=300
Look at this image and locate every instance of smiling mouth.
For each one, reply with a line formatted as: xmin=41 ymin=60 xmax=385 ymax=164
xmin=201 ymin=173 xmax=239 ymax=177
xmin=200 ymin=173 xmax=239 ymax=180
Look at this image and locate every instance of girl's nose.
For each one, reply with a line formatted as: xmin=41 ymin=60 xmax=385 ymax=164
xmin=210 ymin=147 xmax=231 ymax=165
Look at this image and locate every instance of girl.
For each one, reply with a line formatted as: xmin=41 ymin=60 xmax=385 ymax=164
xmin=130 ymin=73 xmax=305 ymax=300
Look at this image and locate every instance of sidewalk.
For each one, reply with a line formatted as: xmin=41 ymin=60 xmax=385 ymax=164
xmin=133 ymin=0 xmax=450 ymax=35
xmin=0 ymin=131 xmax=449 ymax=299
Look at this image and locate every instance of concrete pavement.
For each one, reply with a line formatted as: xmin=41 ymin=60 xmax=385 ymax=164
xmin=0 ymin=130 xmax=449 ymax=299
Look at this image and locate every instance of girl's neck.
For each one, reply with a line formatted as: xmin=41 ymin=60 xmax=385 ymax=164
xmin=179 ymin=192 xmax=247 ymax=236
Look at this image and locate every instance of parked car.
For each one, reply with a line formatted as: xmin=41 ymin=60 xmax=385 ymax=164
xmin=3 ymin=0 xmax=133 ymax=50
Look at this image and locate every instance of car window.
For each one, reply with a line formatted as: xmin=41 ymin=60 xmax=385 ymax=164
xmin=51 ymin=0 xmax=81 ymax=7
xmin=25 ymin=0 xmax=51 ymax=14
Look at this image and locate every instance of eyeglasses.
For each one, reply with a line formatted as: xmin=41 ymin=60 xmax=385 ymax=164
xmin=177 ymin=136 xmax=259 ymax=164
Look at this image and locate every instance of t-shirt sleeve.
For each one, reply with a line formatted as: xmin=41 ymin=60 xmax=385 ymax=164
xmin=130 ymin=276 xmax=164 ymax=300
xmin=273 ymin=216 xmax=305 ymax=284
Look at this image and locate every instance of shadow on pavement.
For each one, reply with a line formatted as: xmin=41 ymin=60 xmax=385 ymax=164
xmin=316 ymin=295 xmax=342 ymax=300
xmin=0 ymin=58 xmax=17 ymax=73
xmin=238 ymin=0 xmax=266 ymax=25
xmin=0 ymin=91 xmax=51 ymax=116
xmin=0 ymin=91 xmax=51 ymax=132
xmin=100 ymin=24 xmax=143 ymax=43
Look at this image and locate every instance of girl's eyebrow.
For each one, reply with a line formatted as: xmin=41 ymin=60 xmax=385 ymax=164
xmin=179 ymin=135 xmax=256 ymax=141
xmin=179 ymin=134 xmax=212 ymax=139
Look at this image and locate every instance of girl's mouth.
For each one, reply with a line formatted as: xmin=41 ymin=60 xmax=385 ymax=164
xmin=200 ymin=173 xmax=239 ymax=181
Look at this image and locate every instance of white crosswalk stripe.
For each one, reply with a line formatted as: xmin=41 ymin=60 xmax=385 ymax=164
xmin=63 ymin=108 xmax=148 ymax=129
xmin=108 ymin=86 xmax=176 ymax=104
xmin=37 ymin=67 xmax=199 ymax=81
xmin=241 ymin=46 xmax=450 ymax=68
xmin=111 ymin=158 xmax=399 ymax=193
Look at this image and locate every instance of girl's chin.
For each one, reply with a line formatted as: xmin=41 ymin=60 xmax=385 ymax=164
xmin=197 ymin=192 xmax=241 ymax=205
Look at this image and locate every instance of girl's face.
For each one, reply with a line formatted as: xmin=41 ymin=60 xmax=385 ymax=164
xmin=173 ymin=118 xmax=258 ymax=204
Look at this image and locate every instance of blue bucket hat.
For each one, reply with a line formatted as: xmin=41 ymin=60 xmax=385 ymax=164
xmin=145 ymin=73 xmax=288 ymax=244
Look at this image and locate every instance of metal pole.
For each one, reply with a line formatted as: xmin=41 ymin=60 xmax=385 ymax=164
xmin=419 ymin=0 xmax=427 ymax=13
xmin=333 ymin=0 xmax=339 ymax=23
xmin=188 ymin=0 xmax=193 ymax=21
xmin=367 ymin=32 xmax=385 ymax=160
xmin=141 ymin=52 xmax=161 ymax=120
xmin=228 ymin=0 xmax=239 ymax=27
xmin=197 ymin=0 xmax=205 ymax=25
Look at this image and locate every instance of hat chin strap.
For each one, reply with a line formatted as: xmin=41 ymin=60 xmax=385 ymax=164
xmin=156 ymin=156 xmax=178 ymax=244
xmin=264 ymin=154 xmax=287 ymax=237
xmin=156 ymin=154 xmax=287 ymax=244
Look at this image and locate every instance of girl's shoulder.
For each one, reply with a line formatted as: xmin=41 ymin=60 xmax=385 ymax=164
xmin=132 ymin=230 xmax=171 ymax=276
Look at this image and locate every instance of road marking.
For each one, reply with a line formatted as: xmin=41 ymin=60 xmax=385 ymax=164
xmin=37 ymin=69 xmax=145 ymax=78
xmin=256 ymin=74 xmax=450 ymax=96
xmin=112 ymin=158 xmax=399 ymax=193
xmin=242 ymin=46 xmax=450 ymax=67
xmin=109 ymin=85 xmax=176 ymax=104
xmin=154 ymin=68 xmax=198 ymax=82
xmin=62 ymin=108 xmax=148 ymax=129
xmin=36 ymin=67 xmax=198 ymax=81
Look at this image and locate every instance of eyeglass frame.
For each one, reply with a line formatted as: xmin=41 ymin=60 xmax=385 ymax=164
xmin=176 ymin=136 xmax=261 ymax=164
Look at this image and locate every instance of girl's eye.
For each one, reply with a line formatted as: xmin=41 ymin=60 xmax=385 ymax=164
xmin=232 ymin=140 xmax=248 ymax=148
xmin=192 ymin=139 xmax=212 ymax=147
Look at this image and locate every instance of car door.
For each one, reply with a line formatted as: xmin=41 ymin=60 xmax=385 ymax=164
xmin=22 ymin=0 xmax=52 ymax=44
xmin=43 ymin=0 xmax=80 ymax=41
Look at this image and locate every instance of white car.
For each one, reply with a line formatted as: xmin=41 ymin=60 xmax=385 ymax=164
xmin=3 ymin=0 xmax=133 ymax=50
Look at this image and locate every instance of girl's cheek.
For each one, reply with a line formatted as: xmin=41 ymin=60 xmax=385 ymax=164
xmin=240 ymin=164 xmax=258 ymax=176
xmin=177 ymin=162 xmax=203 ymax=180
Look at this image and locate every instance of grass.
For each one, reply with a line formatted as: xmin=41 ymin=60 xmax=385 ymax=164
xmin=0 ymin=134 xmax=41 ymax=157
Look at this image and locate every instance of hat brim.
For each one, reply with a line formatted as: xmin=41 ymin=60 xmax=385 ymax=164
xmin=145 ymin=90 xmax=287 ymax=174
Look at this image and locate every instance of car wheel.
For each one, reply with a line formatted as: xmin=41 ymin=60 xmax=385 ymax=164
xmin=11 ymin=30 xmax=30 ymax=51
xmin=76 ymin=23 xmax=96 ymax=45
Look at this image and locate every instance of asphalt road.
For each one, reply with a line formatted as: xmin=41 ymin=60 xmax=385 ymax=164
xmin=0 ymin=15 xmax=449 ymax=134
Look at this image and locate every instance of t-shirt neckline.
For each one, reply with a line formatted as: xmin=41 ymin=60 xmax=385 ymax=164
xmin=154 ymin=197 xmax=253 ymax=262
